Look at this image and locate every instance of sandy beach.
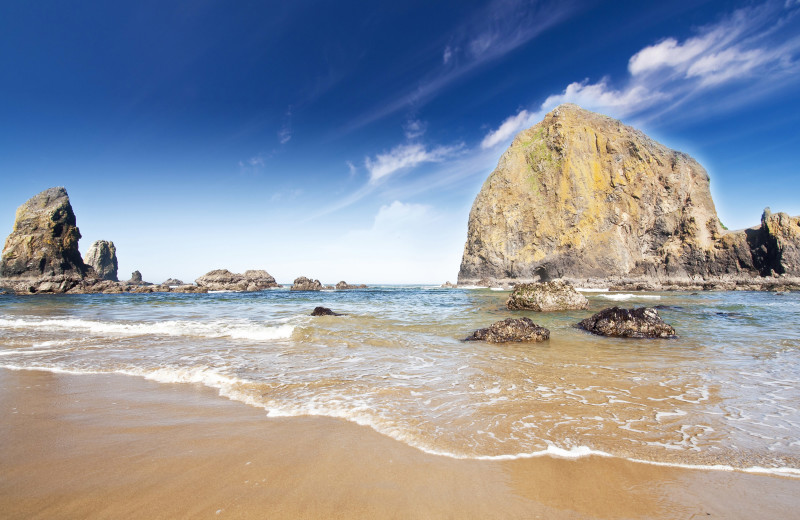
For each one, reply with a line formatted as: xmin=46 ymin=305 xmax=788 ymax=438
xmin=1 ymin=368 xmax=798 ymax=519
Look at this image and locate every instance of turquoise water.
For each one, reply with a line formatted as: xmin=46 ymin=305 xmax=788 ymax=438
xmin=1 ymin=286 xmax=799 ymax=475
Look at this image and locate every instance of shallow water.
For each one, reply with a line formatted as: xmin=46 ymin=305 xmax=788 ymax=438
xmin=1 ymin=287 xmax=799 ymax=475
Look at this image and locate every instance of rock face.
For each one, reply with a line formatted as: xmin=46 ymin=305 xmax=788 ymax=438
xmin=506 ymin=281 xmax=588 ymax=311
xmin=129 ymin=270 xmax=143 ymax=283
xmin=465 ymin=317 xmax=550 ymax=343
xmin=291 ymin=276 xmax=323 ymax=291
xmin=84 ymin=240 xmax=118 ymax=281
xmin=0 ymin=187 xmax=87 ymax=280
xmin=457 ymin=104 xmax=800 ymax=288
xmin=577 ymin=307 xmax=676 ymax=338
xmin=195 ymin=269 xmax=279 ymax=291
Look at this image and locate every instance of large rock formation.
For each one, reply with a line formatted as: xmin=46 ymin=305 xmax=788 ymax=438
xmin=458 ymin=104 xmax=800 ymax=289
xmin=290 ymin=276 xmax=323 ymax=291
xmin=195 ymin=269 xmax=279 ymax=291
xmin=84 ymin=240 xmax=118 ymax=281
xmin=0 ymin=187 xmax=87 ymax=281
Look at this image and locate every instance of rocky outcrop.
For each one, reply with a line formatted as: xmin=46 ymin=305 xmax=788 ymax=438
xmin=465 ymin=317 xmax=550 ymax=343
xmin=506 ymin=281 xmax=588 ymax=311
xmin=577 ymin=307 xmax=676 ymax=338
xmin=1 ymin=187 xmax=87 ymax=282
xmin=195 ymin=269 xmax=279 ymax=291
xmin=335 ymin=281 xmax=368 ymax=290
xmin=441 ymin=281 xmax=457 ymax=288
xmin=128 ymin=270 xmax=145 ymax=284
xmin=291 ymin=276 xmax=323 ymax=291
xmin=84 ymin=240 xmax=118 ymax=281
xmin=162 ymin=278 xmax=184 ymax=286
xmin=311 ymin=306 xmax=342 ymax=316
xmin=458 ymin=104 xmax=800 ymax=289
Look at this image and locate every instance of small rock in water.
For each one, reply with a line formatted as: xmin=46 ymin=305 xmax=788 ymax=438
xmin=311 ymin=306 xmax=342 ymax=316
xmin=465 ymin=317 xmax=550 ymax=343
xmin=577 ymin=306 xmax=676 ymax=339
xmin=506 ymin=281 xmax=589 ymax=311
xmin=291 ymin=276 xmax=323 ymax=291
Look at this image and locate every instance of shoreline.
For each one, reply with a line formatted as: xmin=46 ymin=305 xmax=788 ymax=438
xmin=2 ymin=368 xmax=799 ymax=519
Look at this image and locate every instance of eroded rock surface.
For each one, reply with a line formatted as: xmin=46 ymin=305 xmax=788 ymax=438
xmin=506 ymin=281 xmax=588 ymax=311
xmin=84 ymin=240 xmax=118 ymax=281
xmin=291 ymin=276 xmax=323 ymax=291
xmin=577 ymin=307 xmax=676 ymax=338
xmin=195 ymin=269 xmax=279 ymax=291
xmin=465 ymin=317 xmax=550 ymax=343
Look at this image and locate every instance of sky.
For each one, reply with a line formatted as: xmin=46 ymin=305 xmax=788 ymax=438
xmin=1 ymin=0 xmax=799 ymax=284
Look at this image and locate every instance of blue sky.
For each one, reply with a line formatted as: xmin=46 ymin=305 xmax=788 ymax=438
xmin=1 ymin=0 xmax=799 ymax=283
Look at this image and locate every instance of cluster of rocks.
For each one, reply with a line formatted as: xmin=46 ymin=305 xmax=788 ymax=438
xmin=290 ymin=277 xmax=367 ymax=291
xmin=457 ymin=104 xmax=800 ymax=291
xmin=465 ymin=281 xmax=677 ymax=343
xmin=0 ymin=187 xmax=368 ymax=295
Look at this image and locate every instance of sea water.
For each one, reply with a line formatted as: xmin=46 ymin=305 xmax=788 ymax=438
xmin=1 ymin=286 xmax=799 ymax=476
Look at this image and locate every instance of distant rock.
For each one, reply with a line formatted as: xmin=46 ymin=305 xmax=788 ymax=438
xmin=84 ymin=240 xmax=118 ymax=281
xmin=0 ymin=187 xmax=87 ymax=283
xmin=195 ymin=269 xmax=279 ymax=291
xmin=335 ymin=281 xmax=368 ymax=290
xmin=311 ymin=306 xmax=342 ymax=316
xmin=441 ymin=281 xmax=457 ymax=288
xmin=506 ymin=281 xmax=588 ymax=311
xmin=291 ymin=276 xmax=323 ymax=291
xmin=129 ymin=270 xmax=143 ymax=283
xmin=465 ymin=317 xmax=550 ymax=343
xmin=577 ymin=307 xmax=676 ymax=338
xmin=161 ymin=278 xmax=184 ymax=286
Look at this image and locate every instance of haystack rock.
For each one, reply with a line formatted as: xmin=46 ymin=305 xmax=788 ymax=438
xmin=195 ymin=269 xmax=279 ymax=291
xmin=0 ymin=187 xmax=87 ymax=281
xmin=84 ymin=240 xmax=118 ymax=281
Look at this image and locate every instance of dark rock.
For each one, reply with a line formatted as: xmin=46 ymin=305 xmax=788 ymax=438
xmin=465 ymin=317 xmax=550 ymax=343
xmin=162 ymin=278 xmax=184 ymax=286
xmin=577 ymin=307 xmax=676 ymax=338
xmin=128 ymin=270 xmax=144 ymax=283
xmin=335 ymin=281 xmax=368 ymax=290
xmin=311 ymin=306 xmax=342 ymax=316
xmin=506 ymin=281 xmax=589 ymax=311
xmin=84 ymin=240 xmax=118 ymax=281
xmin=291 ymin=276 xmax=323 ymax=291
xmin=0 ymin=187 xmax=87 ymax=281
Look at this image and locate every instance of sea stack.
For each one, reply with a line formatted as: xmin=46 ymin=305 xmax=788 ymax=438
xmin=84 ymin=240 xmax=119 ymax=281
xmin=0 ymin=187 xmax=87 ymax=288
xmin=458 ymin=104 xmax=800 ymax=288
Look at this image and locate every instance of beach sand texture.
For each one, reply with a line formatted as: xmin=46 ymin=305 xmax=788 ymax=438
xmin=2 ymin=369 xmax=798 ymax=520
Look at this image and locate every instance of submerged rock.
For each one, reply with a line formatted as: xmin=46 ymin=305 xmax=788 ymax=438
xmin=311 ymin=306 xmax=342 ymax=316
xmin=291 ymin=276 xmax=323 ymax=291
xmin=84 ymin=240 xmax=118 ymax=281
xmin=195 ymin=269 xmax=279 ymax=291
xmin=465 ymin=317 xmax=550 ymax=343
xmin=0 ymin=187 xmax=87 ymax=281
xmin=506 ymin=281 xmax=588 ymax=311
xmin=577 ymin=307 xmax=676 ymax=338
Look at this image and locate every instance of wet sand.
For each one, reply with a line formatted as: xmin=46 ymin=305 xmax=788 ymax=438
xmin=1 ymin=368 xmax=798 ymax=519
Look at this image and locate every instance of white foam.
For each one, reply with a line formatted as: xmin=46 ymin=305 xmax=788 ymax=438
xmin=598 ymin=294 xmax=662 ymax=301
xmin=490 ymin=287 xmax=507 ymax=291
xmin=0 ymin=348 xmax=70 ymax=356
xmin=0 ymin=317 xmax=295 ymax=341
xmin=577 ymin=288 xmax=609 ymax=292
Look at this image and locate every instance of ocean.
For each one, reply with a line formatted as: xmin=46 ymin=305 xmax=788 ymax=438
xmin=1 ymin=286 xmax=798 ymax=477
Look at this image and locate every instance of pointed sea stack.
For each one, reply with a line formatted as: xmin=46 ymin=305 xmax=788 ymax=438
xmin=84 ymin=240 xmax=119 ymax=281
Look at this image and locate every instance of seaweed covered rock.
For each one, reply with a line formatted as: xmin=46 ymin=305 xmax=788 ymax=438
xmin=577 ymin=306 xmax=676 ymax=338
xmin=311 ymin=306 xmax=342 ymax=316
xmin=465 ymin=317 xmax=550 ymax=343
xmin=506 ymin=281 xmax=588 ymax=311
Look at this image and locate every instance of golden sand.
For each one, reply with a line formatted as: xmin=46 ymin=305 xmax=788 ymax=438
xmin=1 ymin=369 xmax=797 ymax=519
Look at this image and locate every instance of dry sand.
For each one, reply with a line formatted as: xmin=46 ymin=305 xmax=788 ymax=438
xmin=1 ymin=368 xmax=798 ymax=519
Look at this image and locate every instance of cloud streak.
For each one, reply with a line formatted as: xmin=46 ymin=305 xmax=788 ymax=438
xmin=482 ymin=1 xmax=800 ymax=147
xmin=365 ymin=142 xmax=462 ymax=183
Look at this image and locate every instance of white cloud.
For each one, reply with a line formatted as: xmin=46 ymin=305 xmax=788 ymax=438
xmin=480 ymin=109 xmax=538 ymax=149
xmin=346 ymin=160 xmax=357 ymax=177
xmin=365 ymin=142 xmax=461 ymax=182
xmin=443 ymin=46 xmax=453 ymax=64
xmin=278 ymin=127 xmax=292 ymax=144
xmin=403 ymin=119 xmax=427 ymax=139
xmin=481 ymin=1 xmax=800 ymax=147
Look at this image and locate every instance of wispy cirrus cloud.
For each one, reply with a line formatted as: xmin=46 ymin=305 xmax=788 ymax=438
xmin=482 ymin=0 xmax=800 ymax=148
xmin=365 ymin=142 xmax=463 ymax=183
xmin=343 ymin=0 xmax=581 ymax=133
